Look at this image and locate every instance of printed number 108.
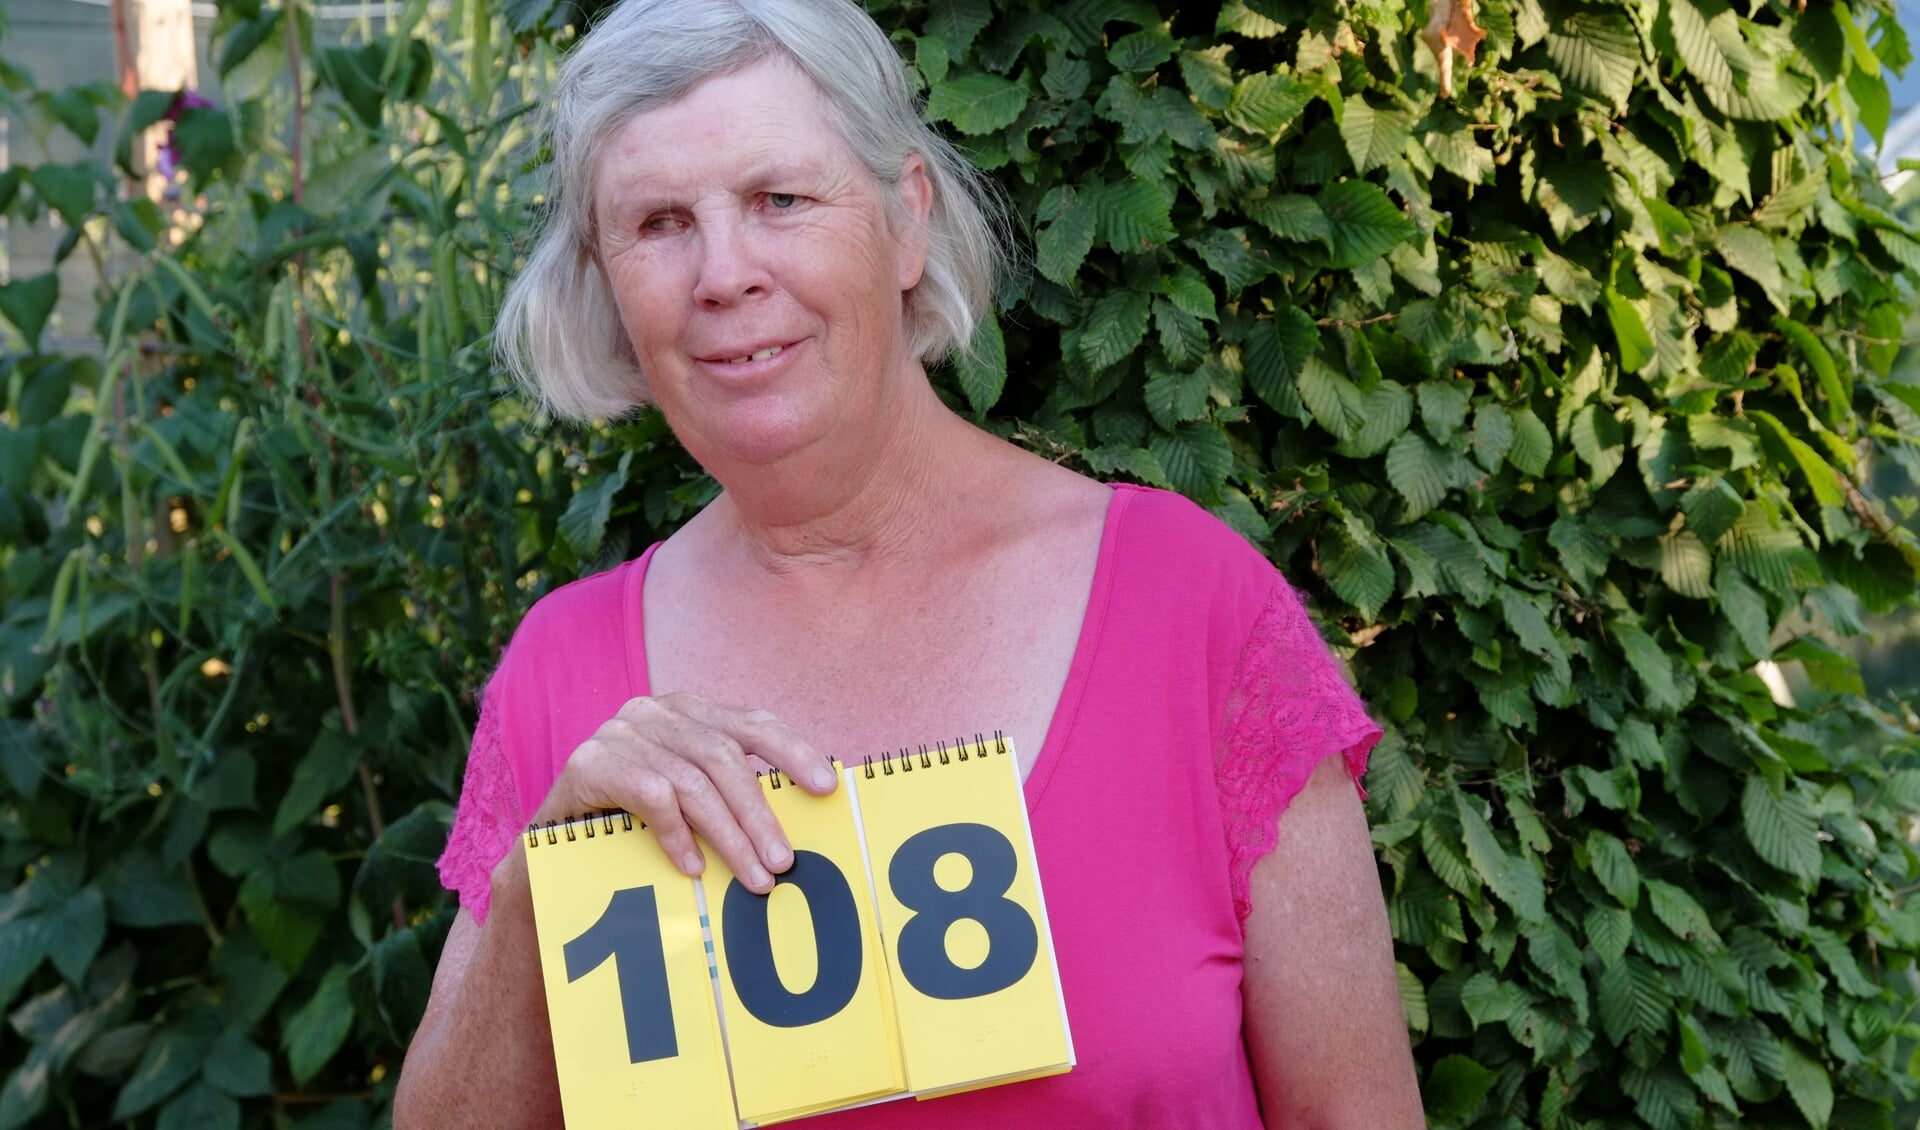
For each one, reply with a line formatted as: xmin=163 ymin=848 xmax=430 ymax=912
xmin=564 ymin=821 xmax=1039 ymax=1063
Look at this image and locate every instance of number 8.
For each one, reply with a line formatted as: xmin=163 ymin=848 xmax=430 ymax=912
xmin=888 ymin=822 xmax=1038 ymax=1000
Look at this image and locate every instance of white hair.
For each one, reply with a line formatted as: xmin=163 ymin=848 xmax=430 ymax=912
xmin=494 ymin=0 xmax=1010 ymax=420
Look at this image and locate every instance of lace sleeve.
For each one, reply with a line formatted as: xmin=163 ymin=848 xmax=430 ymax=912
xmin=1216 ymin=576 xmax=1382 ymax=926
xmin=435 ymin=683 xmax=522 ymax=924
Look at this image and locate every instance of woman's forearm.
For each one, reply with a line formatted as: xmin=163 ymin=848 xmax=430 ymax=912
xmin=394 ymin=854 xmax=563 ymax=1127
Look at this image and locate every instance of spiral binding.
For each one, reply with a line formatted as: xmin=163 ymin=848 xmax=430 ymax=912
xmin=525 ymin=808 xmax=638 ymax=849
xmin=862 ymin=730 xmax=1008 ymax=779
xmin=525 ymin=738 xmax=1008 ymax=843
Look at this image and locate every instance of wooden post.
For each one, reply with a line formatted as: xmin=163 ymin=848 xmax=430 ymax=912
xmin=130 ymin=0 xmax=201 ymax=196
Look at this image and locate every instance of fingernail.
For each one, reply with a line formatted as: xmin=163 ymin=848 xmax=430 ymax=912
xmin=682 ymin=852 xmax=704 ymax=875
xmin=749 ymin=865 xmax=773 ymax=889
xmin=766 ymin=840 xmax=791 ymax=869
xmin=812 ymin=767 xmax=837 ymax=790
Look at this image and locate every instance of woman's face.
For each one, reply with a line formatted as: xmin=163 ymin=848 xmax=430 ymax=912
xmin=591 ymin=57 xmax=931 ymax=470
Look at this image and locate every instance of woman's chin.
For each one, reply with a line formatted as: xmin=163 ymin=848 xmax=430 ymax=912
xmin=686 ymin=406 xmax=835 ymax=470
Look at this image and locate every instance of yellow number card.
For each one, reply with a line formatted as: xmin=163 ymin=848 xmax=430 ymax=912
xmin=524 ymin=813 xmax=737 ymax=1130
xmin=851 ymin=736 xmax=1075 ymax=1096
xmin=699 ymin=766 xmax=906 ymax=1125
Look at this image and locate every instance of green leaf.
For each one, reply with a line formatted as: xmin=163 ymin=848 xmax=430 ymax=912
xmin=1323 ymin=518 xmax=1395 ymax=616
xmin=1716 ymin=226 xmax=1789 ymax=311
xmin=1079 ymin=288 xmax=1152 ymax=371
xmin=1296 ymin=355 xmax=1365 ymax=440
xmin=504 ymin=0 xmax=556 ymax=34
xmin=1614 ymin=622 xmax=1689 ymax=714
xmin=1417 ymin=382 xmax=1470 ymax=441
xmin=1108 ymin=26 xmax=1176 ymax=72
xmin=1424 ymin=1055 xmax=1495 ymax=1121
xmin=30 ymin=163 xmax=95 ymax=227
xmin=1850 ymin=67 xmax=1893 ymax=148
xmin=1621 ymin=1062 xmax=1701 ymax=1130
xmin=1244 ymin=194 xmax=1331 ymax=245
xmin=1457 ymin=791 xmax=1546 ymax=924
xmin=272 ymin=727 xmax=361 ymax=838
xmin=1387 ymin=432 xmax=1453 ymax=521
xmin=1242 ymin=307 xmax=1319 ymax=414
xmin=156 ymin=1081 xmax=239 ymax=1130
xmin=1741 ymin=776 xmax=1821 ymax=884
xmin=1604 ymin=288 xmax=1655 ymax=374
xmin=1598 ymin=956 xmax=1674 ymax=1043
xmin=557 ymin=453 xmax=631 ymax=561
xmin=1318 ymin=181 xmax=1415 ymax=269
xmin=1507 ymin=406 xmax=1552 ymax=476
xmin=1460 ymin=973 xmax=1526 ymax=1027
xmin=1539 ymin=249 xmax=1603 ymax=311
xmin=1666 ymin=0 xmax=1734 ymax=93
xmin=0 ymin=274 xmax=59 ymax=349
xmin=1340 ymin=98 xmax=1414 ymax=174
xmin=1421 ymin=814 xmax=1482 ymax=898
xmin=1396 ymin=963 xmax=1429 ymax=1033
xmin=1751 ymin=411 xmax=1844 ymax=507
xmin=1646 ymin=879 xmax=1720 ymax=947
xmin=1035 ymin=192 xmax=1098 ymax=285
xmin=1143 ymin=361 xmax=1210 ymax=427
xmin=1681 ymin=477 xmax=1745 ymax=546
xmin=1586 ymin=904 xmax=1633 ymax=965
xmin=1570 ymin=405 xmax=1624 ymax=488
xmin=202 ymin=1027 xmax=272 ymax=1097
xmin=1150 ymin=300 xmax=1208 ymax=367
xmin=1081 ymin=445 xmax=1171 ymax=488
xmin=1336 ymin=380 xmax=1413 ymax=459
xmin=283 ymin=966 xmax=354 ymax=1086
xmin=1776 ymin=637 xmax=1865 ymax=696
xmin=1094 ymin=179 xmax=1177 ymax=251
xmin=925 ymin=73 xmax=1029 ymax=135
xmin=1226 ymin=70 xmax=1311 ymax=134
xmin=113 ymin=1023 xmax=208 ymax=1119
xmin=1659 ymin=529 xmax=1714 ymax=599
xmin=42 ymin=888 xmax=105 ymax=984
xmin=955 ymin=311 xmax=1007 ymax=416
xmin=927 ymin=0 xmax=994 ymax=63
xmin=1586 ymin=831 xmax=1641 ymax=909
xmin=48 ymin=89 xmax=101 ymax=146
xmin=1178 ymin=48 xmax=1235 ymax=109
xmin=1781 ymin=1041 xmax=1833 ymax=1129
xmin=1544 ymin=11 xmax=1640 ymax=110
xmin=1189 ymin=228 xmax=1270 ymax=291
xmin=173 ymin=108 xmax=237 ymax=188
xmin=1147 ymin=423 xmax=1231 ymax=498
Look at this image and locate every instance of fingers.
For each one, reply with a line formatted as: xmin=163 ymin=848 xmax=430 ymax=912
xmin=668 ymin=698 xmax=839 ymax=795
xmin=546 ymin=696 xmax=830 ymax=895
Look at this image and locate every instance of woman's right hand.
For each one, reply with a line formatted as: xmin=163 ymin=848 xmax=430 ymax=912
xmin=530 ymin=693 xmax=836 ymax=893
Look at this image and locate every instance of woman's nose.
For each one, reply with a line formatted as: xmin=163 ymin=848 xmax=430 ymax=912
xmin=691 ymin=217 xmax=771 ymax=308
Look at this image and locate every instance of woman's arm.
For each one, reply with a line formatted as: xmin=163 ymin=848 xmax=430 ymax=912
xmin=1242 ymin=755 xmax=1424 ymax=1129
xmin=394 ymin=852 xmax=561 ymax=1126
xmin=395 ymin=693 xmax=832 ymax=1127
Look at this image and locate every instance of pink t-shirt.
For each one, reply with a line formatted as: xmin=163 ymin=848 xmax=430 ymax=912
xmin=437 ymin=484 xmax=1380 ymax=1127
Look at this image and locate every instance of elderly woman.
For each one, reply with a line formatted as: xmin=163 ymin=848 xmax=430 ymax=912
xmin=395 ymin=0 xmax=1421 ymax=1126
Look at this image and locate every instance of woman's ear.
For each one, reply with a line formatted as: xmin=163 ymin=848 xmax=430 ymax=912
xmin=894 ymin=153 xmax=934 ymax=292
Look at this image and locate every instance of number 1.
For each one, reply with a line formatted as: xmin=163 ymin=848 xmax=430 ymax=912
xmin=564 ymin=886 xmax=679 ymax=1064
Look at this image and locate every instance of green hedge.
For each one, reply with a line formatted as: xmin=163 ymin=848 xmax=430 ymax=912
xmin=2 ymin=0 xmax=1919 ymax=1126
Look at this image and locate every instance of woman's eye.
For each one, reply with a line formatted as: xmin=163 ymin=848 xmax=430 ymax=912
xmin=767 ymin=192 xmax=799 ymax=209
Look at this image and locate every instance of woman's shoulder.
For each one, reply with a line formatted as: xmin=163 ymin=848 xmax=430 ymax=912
xmin=502 ymin=554 xmax=648 ymax=666
xmin=1105 ymin=485 xmax=1280 ymax=589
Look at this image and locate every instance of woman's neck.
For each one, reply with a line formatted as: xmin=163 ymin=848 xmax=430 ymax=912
xmin=689 ymin=371 xmax=1000 ymax=585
